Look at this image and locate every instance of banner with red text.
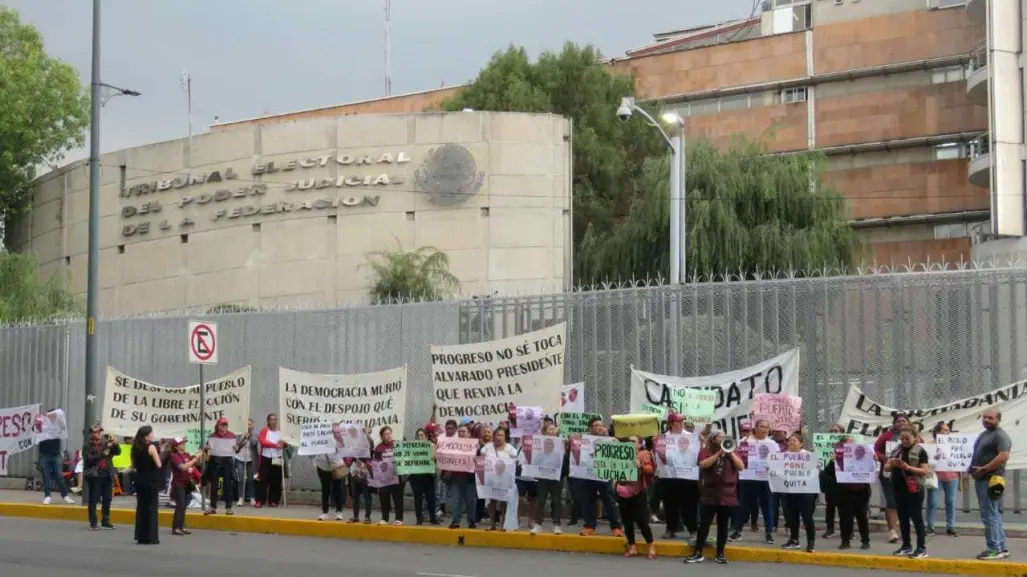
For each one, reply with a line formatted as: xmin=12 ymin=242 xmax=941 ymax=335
xmin=0 ymin=404 xmax=41 ymax=475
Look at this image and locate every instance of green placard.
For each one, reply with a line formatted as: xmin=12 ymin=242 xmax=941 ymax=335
xmin=641 ymin=403 xmax=668 ymax=419
xmin=557 ymin=412 xmax=602 ymax=438
xmin=393 ymin=441 xmax=435 ymax=475
xmin=592 ymin=441 xmax=637 ymax=482
xmin=670 ymin=388 xmax=715 ymax=424
xmin=186 ymin=428 xmax=204 ymax=453
xmin=813 ymin=433 xmax=870 ymax=467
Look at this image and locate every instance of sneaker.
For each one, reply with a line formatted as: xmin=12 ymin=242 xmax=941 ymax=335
xmin=363 ymin=518 xmax=371 ymax=524
xmin=1000 ymin=550 xmax=1010 ymax=559
xmin=977 ymin=550 xmax=1002 ymax=560
xmin=62 ymin=496 xmax=75 ymax=504
xmin=649 ymin=514 xmax=660 ymax=524
xmin=392 ymin=520 xmax=403 ymax=526
xmin=806 ymin=542 xmax=815 ymax=553
xmin=378 ymin=520 xmax=388 ymax=525
xmin=714 ymin=554 xmax=727 ymax=565
xmin=860 ymin=541 xmax=871 ymax=550
xmin=926 ymin=527 xmax=936 ymax=536
xmin=448 ymin=523 xmax=460 ymax=529
xmin=530 ymin=524 xmax=541 ymax=535
xmin=822 ymin=531 xmax=835 ymax=539
xmin=553 ymin=526 xmax=562 ymax=535
xmin=662 ymin=531 xmax=677 ymax=540
xmin=908 ymin=548 xmax=928 ymax=559
xmin=893 ymin=546 xmax=913 ymax=556
xmin=467 ymin=523 xmax=476 ymax=529
xmin=782 ymin=540 xmax=800 ymax=550
xmin=71 ymin=487 xmax=82 ymax=494
xmin=42 ymin=497 xmax=51 ymax=505
xmin=945 ymin=528 xmax=958 ymax=537
xmin=887 ymin=533 xmax=899 ymax=544
xmin=318 ymin=514 xmax=328 ymax=521
xmin=838 ymin=541 xmax=850 ymax=550
xmin=765 ymin=533 xmax=774 ymax=544
xmin=728 ymin=531 xmax=742 ymax=542
xmin=336 ymin=513 xmax=344 ymax=521
xmin=237 ymin=499 xmax=244 ymax=507
xmin=683 ymin=553 xmax=704 ymax=564
xmin=101 ymin=523 xmax=115 ymax=530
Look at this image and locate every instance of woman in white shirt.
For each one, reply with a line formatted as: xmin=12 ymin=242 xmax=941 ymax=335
xmin=480 ymin=427 xmax=519 ymax=531
xmin=313 ymin=439 xmax=348 ymax=520
xmin=256 ymin=414 xmax=286 ymax=508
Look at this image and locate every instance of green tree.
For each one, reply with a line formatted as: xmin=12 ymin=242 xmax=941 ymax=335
xmin=579 ymin=137 xmax=857 ymax=281
xmin=366 ymin=246 xmax=460 ymax=302
xmin=0 ymin=7 xmax=90 ymax=216
xmin=0 ymin=251 xmax=78 ymax=324
xmin=441 ymin=43 xmax=856 ymax=283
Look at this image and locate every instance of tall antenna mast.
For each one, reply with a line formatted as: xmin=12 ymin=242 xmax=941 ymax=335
xmin=384 ymin=0 xmax=392 ymax=97
xmin=180 ymin=70 xmax=192 ymax=140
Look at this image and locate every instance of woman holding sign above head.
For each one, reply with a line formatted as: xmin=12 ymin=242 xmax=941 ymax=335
xmin=255 ymin=414 xmax=286 ymax=508
xmin=684 ymin=429 xmax=744 ymax=565
xmin=883 ymin=426 xmax=930 ymax=559
xmin=616 ymin=436 xmax=657 ymax=560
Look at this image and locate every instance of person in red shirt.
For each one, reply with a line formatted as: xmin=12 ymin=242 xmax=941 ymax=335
xmin=684 ymin=430 xmax=745 ymax=565
xmin=169 ymin=438 xmax=202 ymax=536
xmin=874 ymin=414 xmax=911 ymax=543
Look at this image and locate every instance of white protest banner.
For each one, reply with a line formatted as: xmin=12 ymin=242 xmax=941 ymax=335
xmin=630 ymin=349 xmax=800 ymax=438
xmin=480 ymin=453 xmax=517 ymax=502
xmin=738 ymin=438 xmax=779 ymax=481
xmin=837 ymin=443 xmax=876 ymax=483
xmin=34 ymin=409 xmax=68 ymax=443
xmin=654 ymin=433 xmax=699 ymax=480
xmin=102 ymin=367 xmax=251 ymax=438
xmin=431 ymin=323 xmax=566 ymax=421
xmin=520 ymin=434 xmax=564 ymax=481
xmin=437 ymin=437 xmax=479 ymax=473
xmin=569 ymin=434 xmax=605 ymax=481
xmin=337 ymin=423 xmax=371 ymax=459
xmin=561 ymin=383 xmax=585 ymax=413
xmin=767 ymin=450 xmax=820 ymax=494
xmin=934 ymin=433 xmax=977 ymax=472
xmin=368 ymin=457 xmax=398 ymax=488
xmin=511 ymin=406 xmax=543 ymax=438
xmin=278 ymin=366 xmax=407 ymax=445
xmin=837 ymin=382 xmax=1026 ymax=470
xmin=0 ymin=404 xmax=40 ymax=476
xmin=298 ymin=422 xmax=335 ymax=456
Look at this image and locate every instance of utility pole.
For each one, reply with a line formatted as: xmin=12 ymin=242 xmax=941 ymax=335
xmin=384 ymin=0 xmax=392 ymax=96
xmin=181 ymin=70 xmax=192 ymax=141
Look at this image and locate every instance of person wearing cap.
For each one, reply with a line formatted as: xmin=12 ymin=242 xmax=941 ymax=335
xmin=661 ymin=412 xmax=698 ymax=540
xmin=729 ymin=419 xmax=776 ymax=544
xmin=970 ymin=408 xmax=1011 ymax=560
xmin=204 ymin=417 xmax=239 ymax=516
xmin=82 ymin=424 xmax=120 ymax=530
xmin=169 ymin=437 xmax=202 ymax=535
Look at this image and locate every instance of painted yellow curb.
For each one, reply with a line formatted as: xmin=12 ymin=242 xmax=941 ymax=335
xmin=0 ymin=503 xmax=1022 ymax=577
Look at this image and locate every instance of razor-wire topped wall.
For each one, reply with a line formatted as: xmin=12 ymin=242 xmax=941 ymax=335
xmin=1 ymin=263 xmax=1024 ymax=511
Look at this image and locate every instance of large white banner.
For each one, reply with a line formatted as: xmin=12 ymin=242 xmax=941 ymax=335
xmin=837 ymin=382 xmax=1027 ymax=470
xmin=630 ymin=349 xmax=800 ymax=437
xmin=102 ymin=367 xmax=251 ymax=438
xmin=279 ymin=366 xmax=407 ymax=445
xmin=431 ymin=323 xmax=566 ymax=421
xmin=0 ymin=404 xmax=40 ymax=475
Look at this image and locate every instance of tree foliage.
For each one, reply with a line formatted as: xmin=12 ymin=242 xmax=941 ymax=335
xmin=0 ymin=251 xmax=78 ymax=324
xmin=0 ymin=7 xmax=90 ymax=216
xmin=366 ymin=246 xmax=460 ymax=302
xmin=441 ymin=43 xmax=856 ymax=283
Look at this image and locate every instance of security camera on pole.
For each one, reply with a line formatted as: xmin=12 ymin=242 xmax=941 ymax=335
xmin=188 ymin=320 xmax=218 ymax=510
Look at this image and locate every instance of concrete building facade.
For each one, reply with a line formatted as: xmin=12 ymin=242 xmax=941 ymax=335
xmin=5 ymin=112 xmax=573 ymax=316
xmin=212 ymin=0 xmax=991 ymax=266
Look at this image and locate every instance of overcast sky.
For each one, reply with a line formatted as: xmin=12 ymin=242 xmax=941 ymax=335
xmin=8 ymin=0 xmax=753 ymax=161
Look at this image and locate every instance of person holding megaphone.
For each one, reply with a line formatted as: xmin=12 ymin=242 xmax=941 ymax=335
xmin=684 ymin=429 xmax=745 ymax=565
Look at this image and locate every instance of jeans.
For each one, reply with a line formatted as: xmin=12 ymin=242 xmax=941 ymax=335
xmin=732 ymin=480 xmax=774 ymax=534
xmin=349 ymin=478 xmax=373 ymax=520
xmin=86 ymin=474 xmax=112 ymax=527
xmin=448 ymin=476 xmax=478 ymax=526
xmin=40 ymin=454 xmax=67 ymax=498
xmin=534 ymin=478 xmax=563 ymax=525
xmin=975 ymin=478 xmax=1007 ymax=552
xmin=926 ymin=478 xmax=957 ymax=531
xmin=233 ymin=460 xmax=254 ymax=502
xmin=583 ymin=479 xmax=622 ymax=530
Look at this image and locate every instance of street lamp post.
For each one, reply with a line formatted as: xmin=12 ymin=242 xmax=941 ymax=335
xmin=85 ymin=0 xmax=140 ymax=436
xmin=616 ymin=97 xmax=686 ymax=375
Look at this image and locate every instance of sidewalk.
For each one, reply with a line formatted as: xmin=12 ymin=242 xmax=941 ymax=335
xmin=0 ymin=489 xmax=1023 ymax=577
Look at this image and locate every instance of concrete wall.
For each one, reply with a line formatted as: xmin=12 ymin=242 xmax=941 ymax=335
xmin=6 ymin=112 xmax=573 ymax=316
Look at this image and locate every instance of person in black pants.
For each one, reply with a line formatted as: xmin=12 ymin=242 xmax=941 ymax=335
xmin=838 ymin=482 xmax=872 ymax=549
xmin=883 ymin=426 xmax=930 ymax=559
xmin=662 ymin=413 xmax=699 ymax=539
xmin=130 ymin=426 xmax=163 ymax=545
xmin=313 ymin=448 xmax=346 ymax=520
xmin=409 ymin=428 xmax=438 ymax=525
xmin=168 ymin=437 xmax=202 ymax=535
xmin=820 ymin=425 xmax=845 ymax=538
xmin=374 ymin=426 xmax=406 ymax=525
xmin=684 ymin=431 xmax=744 ymax=565
xmin=616 ymin=436 xmax=657 ymax=558
xmin=779 ymin=433 xmax=817 ymax=552
xmin=82 ymin=425 xmax=120 ymax=530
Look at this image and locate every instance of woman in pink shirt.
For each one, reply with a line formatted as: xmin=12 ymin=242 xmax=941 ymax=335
xmin=926 ymin=422 xmax=960 ymax=537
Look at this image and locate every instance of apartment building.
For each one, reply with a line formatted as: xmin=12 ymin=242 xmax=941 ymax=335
xmin=213 ymin=0 xmax=994 ymax=267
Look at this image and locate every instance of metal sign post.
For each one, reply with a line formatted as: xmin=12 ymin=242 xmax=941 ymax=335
xmin=188 ymin=320 xmax=218 ymax=511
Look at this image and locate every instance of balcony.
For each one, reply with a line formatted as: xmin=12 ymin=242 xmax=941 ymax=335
xmin=967 ymin=41 xmax=988 ymax=106
xmin=968 ymin=134 xmax=991 ymax=189
xmin=966 ymin=0 xmax=985 ymax=25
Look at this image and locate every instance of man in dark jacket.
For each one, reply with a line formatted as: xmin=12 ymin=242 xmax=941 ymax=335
xmin=82 ymin=425 xmax=121 ymax=530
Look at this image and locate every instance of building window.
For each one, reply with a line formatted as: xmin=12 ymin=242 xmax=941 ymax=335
xmin=935 ymin=223 xmax=969 ymax=240
xmin=930 ymin=66 xmax=964 ymax=84
xmin=934 ymin=143 xmax=966 ymax=160
xmin=781 ymin=87 xmax=808 ymax=104
xmin=719 ymin=94 xmax=751 ymax=112
xmin=932 ymin=0 xmax=966 ymax=9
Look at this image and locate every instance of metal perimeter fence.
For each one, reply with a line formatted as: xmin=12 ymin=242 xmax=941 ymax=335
xmin=1 ymin=262 xmax=1025 ymax=514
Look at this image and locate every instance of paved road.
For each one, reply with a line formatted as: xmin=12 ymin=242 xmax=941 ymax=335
xmin=0 ymin=517 xmax=941 ymax=577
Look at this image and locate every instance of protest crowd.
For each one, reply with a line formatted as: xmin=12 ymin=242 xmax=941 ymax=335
xmin=0 ymin=325 xmax=1017 ymax=566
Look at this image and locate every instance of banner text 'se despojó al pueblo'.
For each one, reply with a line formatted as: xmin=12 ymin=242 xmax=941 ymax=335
xmin=431 ymin=323 xmax=566 ymax=421
xmin=102 ymin=367 xmax=251 ymax=438
xmin=279 ymin=366 xmax=407 ymax=445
